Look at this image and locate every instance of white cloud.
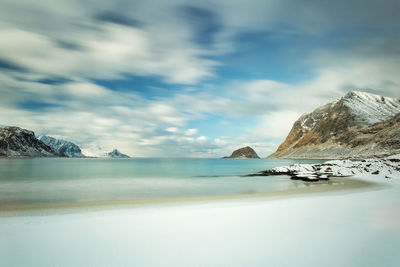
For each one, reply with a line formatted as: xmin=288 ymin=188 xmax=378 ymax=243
xmin=1 ymin=0 xmax=399 ymax=158
xmin=214 ymin=138 xmax=227 ymax=146
xmin=184 ymin=128 xmax=198 ymax=136
xmin=165 ymin=127 xmax=179 ymax=133
xmin=196 ymin=136 xmax=208 ymax=142
xmin=0 ymin=10 xmax=220 ymax=84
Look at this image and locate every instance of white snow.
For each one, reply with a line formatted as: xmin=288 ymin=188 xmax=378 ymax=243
xmin=38 ymin=135 xmax=85 ymax=157
xmin=268 ymin=154 xmax=400 ymax=179
xmin=342 ymin=90 xmax=400 ymax=126
xmin=81 ymin=146 xmax=129 ymax=158
xmin=299 ymin=91 xmax=400 ymax=131
xmin=81 ymin=146 xmax=108 ymax=157
xmin=1 ymin=173 xmax=400 ymax=266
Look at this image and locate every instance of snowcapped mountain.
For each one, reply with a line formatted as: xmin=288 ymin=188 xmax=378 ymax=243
xmin=81 ymin=146 xmax=107 ymax=158
xmin=81 ymin=146 xmax=130 ymax=158
xmin=107 ymin=149 xmax=130 ymax=158
xmin=38 ymin=135 xmax=86 ymax=158
xmin=0 ymin=126 xmax=60 ymax=157
xmin=342 ymin=91 xmax=400 ymax=125
xmin=269 ymin=91 xmax=400 ymax=159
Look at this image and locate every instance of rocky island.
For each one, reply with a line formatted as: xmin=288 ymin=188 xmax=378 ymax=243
xmin=224 ymin=146 xmax=260 ymax=158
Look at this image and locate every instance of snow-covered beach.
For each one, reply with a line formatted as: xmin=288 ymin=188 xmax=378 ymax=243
xmin=254 ymin=154 xmax=400 ymax=181
xmin=1 ymin=158 xmax=399 ymax=267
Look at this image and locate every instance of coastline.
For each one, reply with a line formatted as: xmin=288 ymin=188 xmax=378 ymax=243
xmin=1 ymin=174 xmax=399 ymax=267
xmin=0 ymin=176 xmax=377 ymax=217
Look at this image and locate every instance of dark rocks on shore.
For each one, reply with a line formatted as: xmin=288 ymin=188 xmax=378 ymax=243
xmin=246 ymin=155 xmax=400 ymax=182
xmin=246 ymin=168 xmax=331 ymax=182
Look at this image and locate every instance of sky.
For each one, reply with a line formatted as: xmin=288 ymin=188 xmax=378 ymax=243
xmin=1 ymin=0 xmax=399 ymax=157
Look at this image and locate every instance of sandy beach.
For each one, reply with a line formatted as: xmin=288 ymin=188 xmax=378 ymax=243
xmin=0 ymin=176 xmax=374 ymax=216
xmin=1 ymin=174 xmax=399 ymax=266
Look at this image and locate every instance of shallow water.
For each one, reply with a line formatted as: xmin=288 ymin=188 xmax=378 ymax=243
xmin=0 ymin=158 xmax=325 ymax=206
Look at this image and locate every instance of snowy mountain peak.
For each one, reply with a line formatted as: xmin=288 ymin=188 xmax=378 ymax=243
xmin=108 ymin=149 xmax=130 ymax=158
xmin=270 ymin=90 xmax=400 ymax=159
xmin=81 ymin=146 xmax=106 ymax=157
xmin=343 ymin=90 xmax=373 ymax=99
xmin=82 ymin=147 xmax=130 ymax=158
xmin=341 ymin=90 xmax=400 ymax=126
xmin=38 ymin=135 xmax=86 ymax=158
xmin=299 ymin=91 xmax=400 ymax=130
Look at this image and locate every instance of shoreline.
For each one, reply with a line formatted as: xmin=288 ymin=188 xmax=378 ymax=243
xmin=1 ymin=174 xmax=398 ymax=267
xmin=0 ymin=176 xmax=378 ymax=217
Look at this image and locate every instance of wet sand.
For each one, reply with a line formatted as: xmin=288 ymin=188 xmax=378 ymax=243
xmin=0 ymin=177 xmax=377 ymax=217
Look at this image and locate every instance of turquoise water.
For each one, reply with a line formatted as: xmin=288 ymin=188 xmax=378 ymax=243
xmin=0 ymin=158 xmax=325 ymax=205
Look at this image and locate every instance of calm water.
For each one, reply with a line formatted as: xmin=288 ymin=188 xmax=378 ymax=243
xmin=0 ymin=158 xmax=325 ymax=205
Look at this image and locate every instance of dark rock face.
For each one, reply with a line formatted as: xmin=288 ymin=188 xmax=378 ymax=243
xmin=0 ymin=126 xmax=59 ymax=157
xmin=224 ymin=146 xmax=260 ymax=158
xmin=269 ymin=91 xmax=400 ymax=159
xmin=107 ymin=149 xmax=130 ymax=158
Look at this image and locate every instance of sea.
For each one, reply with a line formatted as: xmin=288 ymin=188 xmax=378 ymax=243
xmin=0 ymin=158 xmax=326 ymax=208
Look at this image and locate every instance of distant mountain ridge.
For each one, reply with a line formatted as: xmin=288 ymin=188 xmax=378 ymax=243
xmin=0 ymin=126 xmax=60 ymax=157
xmin=38 ymin=135 xmax=86 ymax=158
xmin=108 ymin=149 xmax=130 ymax=158
xmin=269 ymin=91 xmax=400 ymax=159
xmin=81 ymin=146 xmax=130 ymax=158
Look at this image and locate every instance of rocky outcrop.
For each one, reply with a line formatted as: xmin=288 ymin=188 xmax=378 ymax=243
xmin=269 ymin=91 xmax=400 ymax=159
xmin=248 ymin=154 xmax=400 ymax=181
xmin=224 ymin=146 xmax=260 ymax=158
xmin=107 ymin=149 xmax=130 ymax=158
xmin=38 ymin=135 xmax=86 ymax=158
xmin=0 ymin=126 xmax=60 ymax=157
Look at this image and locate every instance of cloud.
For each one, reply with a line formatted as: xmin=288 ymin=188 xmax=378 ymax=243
xmin=1 ymin=0 xmax=399 ymax=157
xmin=185 ymin=129 xmax=198 ymax=136
xmin=94 ymin=11 xmax=142 ymax=28
xmin=0 ymin=58 xmax=28 ymax=72
xmin=0 ymin=4 xmax=220 ymax=84
xmin=165 ymin=127 xmax=179 ymax=133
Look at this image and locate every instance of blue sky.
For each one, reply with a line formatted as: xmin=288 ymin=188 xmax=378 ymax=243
xmin=0 ymin=0 xmax=399 ymax=157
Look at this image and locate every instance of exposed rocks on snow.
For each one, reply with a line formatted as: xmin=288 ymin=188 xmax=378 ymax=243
xmin=0 ymin=126 xmax=60 ymax=157
xmin=248 ymin=154 xmax=400 ymax=182
xmin=38 ymin=135 xmax=86 ymax=158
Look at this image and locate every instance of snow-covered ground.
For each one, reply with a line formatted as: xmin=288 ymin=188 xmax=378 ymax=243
xmin=264 ymin=154 xmax=400 ymax=181
xmin=1 ymin=171 xmax=400 ymax=266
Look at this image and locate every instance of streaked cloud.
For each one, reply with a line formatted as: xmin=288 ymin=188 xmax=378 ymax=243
xmin=0 ymin=0 xmax=399 ymax=157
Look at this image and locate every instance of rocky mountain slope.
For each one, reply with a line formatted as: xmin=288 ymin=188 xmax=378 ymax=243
xmin=224 ymin=146 xmax=260 ymax=158
xmin=38 ymin=135 xmax=86 ymax=158
xmin=0 ymin=126 xmax=60 ymax=157
xmin=108 ymin=149 xmax=130 ymax=158
xmin=269 ymin=91 xmax=400 ymax=159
